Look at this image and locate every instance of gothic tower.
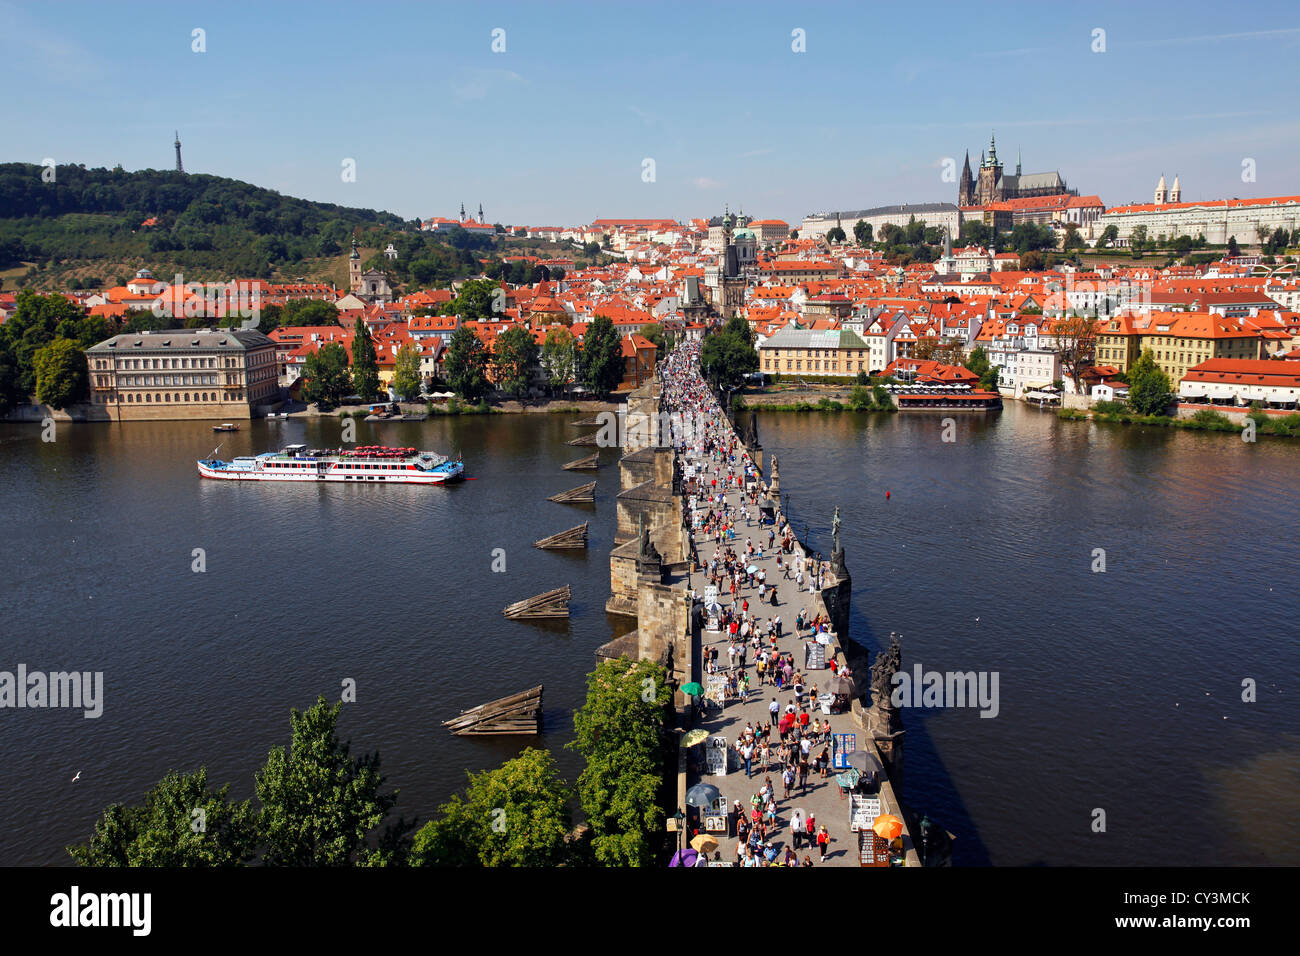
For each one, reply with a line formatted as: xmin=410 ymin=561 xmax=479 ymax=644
xmin=976 ymin=131 xmax=1003 ymax=205
xmin=958 ymin=150 xmax=974 ymax=206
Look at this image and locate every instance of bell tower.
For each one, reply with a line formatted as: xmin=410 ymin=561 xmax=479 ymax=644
xmin=349 ymin=238 xmax=362 ymax=293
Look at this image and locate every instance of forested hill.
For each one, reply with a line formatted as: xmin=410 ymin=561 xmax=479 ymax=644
xmin=0 ymin=163 xmax=412 ymax=287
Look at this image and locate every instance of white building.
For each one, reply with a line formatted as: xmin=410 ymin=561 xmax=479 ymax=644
xmin=1093 ymin=191 xmax=1300 ymax=246
xmin=801 ymin=202 xmax=962 ymax=243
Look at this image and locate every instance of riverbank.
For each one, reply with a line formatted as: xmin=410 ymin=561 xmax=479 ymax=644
xmin=736 ymin=385 xmax=897 ymax=414
xmin=1057 ymin=405 xmax=1300 ymax=437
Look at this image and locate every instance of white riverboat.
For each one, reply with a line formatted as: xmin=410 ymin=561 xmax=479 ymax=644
xmin=197 ymin=443 xmax=464 ymax=485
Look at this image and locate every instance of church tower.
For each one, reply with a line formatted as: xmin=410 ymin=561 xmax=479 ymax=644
xmin=958 ymin=150 xmax=974 ymax=206
xmin=976 ymin=131 xmax=1003 ymax=205
xmin=1154 ymin=174 xmax=1167 ymax=204
xmin=349 ymin=238 xmax=362 ymax=293
xmin=459 ymin=203 xmax=466 ymax=223
xmin=478 ymin=203 xmax=485 ymax=225
xmin=1170 ymin=176 xmax=1181 ymax=203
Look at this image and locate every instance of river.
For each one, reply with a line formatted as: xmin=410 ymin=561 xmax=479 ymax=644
xmin=0 ymin=404 xmax=1296 ymax=865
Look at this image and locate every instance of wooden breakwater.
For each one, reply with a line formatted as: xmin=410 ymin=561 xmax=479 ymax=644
xmin=443 ymin=685 xmax=543 ymax=735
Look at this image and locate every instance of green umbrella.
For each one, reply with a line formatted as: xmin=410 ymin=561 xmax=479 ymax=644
xmin=681 ymin=682 xmax=705 ymax=697
xmin=682 ymin=728 xmax=709 ymax=747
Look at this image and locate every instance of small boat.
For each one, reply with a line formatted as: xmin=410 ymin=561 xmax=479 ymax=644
xmin=213 ymin=423 xmax=240 ymax=432
xmin=267 ymin=412 xmax=289 ymax=419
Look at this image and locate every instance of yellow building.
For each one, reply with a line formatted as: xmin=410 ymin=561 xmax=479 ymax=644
xmin=1094 ymin=312 xmax=1261 ymax=385
xmin=758 ymin=328 xmax=871 ymax=377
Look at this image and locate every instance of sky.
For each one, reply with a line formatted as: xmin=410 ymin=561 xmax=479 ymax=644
xmin=3 ymin=0 xmax=1299 ymax=228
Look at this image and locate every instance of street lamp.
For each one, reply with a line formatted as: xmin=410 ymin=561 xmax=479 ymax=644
xmin=672 ymin=808 xmax=686 ymax=855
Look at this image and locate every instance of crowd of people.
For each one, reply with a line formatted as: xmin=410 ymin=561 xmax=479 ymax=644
xmin=661 ymin=341 xmax=853 ymax=866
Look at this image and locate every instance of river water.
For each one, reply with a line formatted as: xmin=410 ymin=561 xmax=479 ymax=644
xmin=0 ymin=405 xmax=1296 ymax=865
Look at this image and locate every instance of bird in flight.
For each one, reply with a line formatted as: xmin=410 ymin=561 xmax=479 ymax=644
xmin=71 ymin=771 xmax=81 ymax=783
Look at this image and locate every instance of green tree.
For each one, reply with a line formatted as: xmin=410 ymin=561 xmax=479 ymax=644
xmin=580 ymin=314 xmax=624 ymax=397
xmin=568 ymin=658 xmax=672 ymax=867
xmin=411 ymin=748 xmax=577 ymax=867
xmin=826 ymin=226 xmax=846 ymax=244
xmin=1063 ymin=224 xmax=1085 ymax=251
xmin=255 ymin=696 xmax=399 ymax=866
xmin=848 ymin=385 xmax=872 ymax=410
xmin=1126 ymin=349 xmax=1174 ymax=416
xmin=1227 ymin=235 xmax=1241 ymax=258
xmin=350 ymin=317 xmax=380 ymax=400
xmin=1098 ymin=224 xmax=1119 ymax=248
xmin=33 ymin=337 xmax=88 ymax=408
xmin=68 ymin=768 xmax=257 ymax=867
xmin=441 ymin=279 xmax=505 ymax=320
xmin=281 ymin=299 xmax=340 ymax=327
xmin=301 ymin=342 xmax=351 ymax=406
xmin=493 ymin=324 xmax=539 ymax=399
xmin=541 ymin=326 xmax=578 ymax=395
xmin=0 ymin=348 xmax=23 ymax=414
xmin=638 ymin=322 xmax=670 ymax=352
xmin=0 ymin=290 xmax=85 ymax=396
xmin=853 ymin=220 xmax=873 ymax=244
xmin=392 ymin=342 xmax=422 ymax=400
xmin=444 ymin=324 xmax=491 ymax=401
xmin=699 ymin=315 xmax=758 ymax=389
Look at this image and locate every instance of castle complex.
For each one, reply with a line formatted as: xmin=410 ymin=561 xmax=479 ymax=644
xmin=958 ymin=132 xmax=1076 ymax=207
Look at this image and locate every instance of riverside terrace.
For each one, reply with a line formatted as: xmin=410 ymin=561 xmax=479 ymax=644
xmin=599 ymin=346 xmax=922 ymax=867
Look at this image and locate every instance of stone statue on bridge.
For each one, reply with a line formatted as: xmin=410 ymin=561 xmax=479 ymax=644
xmin=870 ymin=632 xmax=903 ymax=712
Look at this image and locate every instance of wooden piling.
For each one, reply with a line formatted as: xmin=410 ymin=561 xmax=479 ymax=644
xmin=503 ymin=585 xmax=572 ymax=619
xmin=443 ymin=685 xmax=543 ymax=735
xmin=534 ymin=522 xmax=588 ymax=550
xmin=563 ymin=452 xmax=599 ymax=470
xmin=548 ymin=481 xmax=596 ymax=504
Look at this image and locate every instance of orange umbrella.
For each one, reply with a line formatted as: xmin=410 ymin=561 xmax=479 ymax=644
xmin=872 ymin=814 xmax=903 ymax=841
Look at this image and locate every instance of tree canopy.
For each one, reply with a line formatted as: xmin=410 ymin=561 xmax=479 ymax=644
xmin=444 ymin=324 xmax=492 ymax=401
xmin=349 ymin=318 xmax=380 ymax=400
xmin=581 ymin=315 xmax=624 ymax=397
xmin=699 ymin=315 xmax=758 ymax=388
xmin=301 ymin=342 xmax=351 ymax=406
xmin=1126 ymin=349 xmax=1174 ymax=415
xmin=568 ymin=658 xmax=673 ymax=867
xmin=255 ymin=697 xmax=400 ymax=866
xmin=493 ymin=324 xmax=539 ymax=399
xmin=411 ymin=748 xmax=577 ymax=867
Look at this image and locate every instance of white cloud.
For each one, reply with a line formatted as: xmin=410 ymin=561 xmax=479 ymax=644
xmin=692 ymin=177 xmax=721 ymax=190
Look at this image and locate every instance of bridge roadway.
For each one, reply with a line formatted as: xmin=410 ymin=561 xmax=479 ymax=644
xmin=675 ymin=384 xmax=870 ymax=868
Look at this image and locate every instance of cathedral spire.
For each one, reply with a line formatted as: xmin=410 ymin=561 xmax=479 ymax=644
xmin=1016 ymin=147 xmax=1021 ymax=177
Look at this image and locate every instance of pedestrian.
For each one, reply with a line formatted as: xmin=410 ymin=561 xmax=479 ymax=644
xmin=768 ymin=697 xmax=779 ymax=727
xmin=791 ymin=808 xmax=804 ymax=848
xmin=817 ymin=825 xmax=830 ymax=862
xmin=782 ymin=765 xmax=795 ymax=800
xmin=798 ymin=754 xmax=810 ymax=792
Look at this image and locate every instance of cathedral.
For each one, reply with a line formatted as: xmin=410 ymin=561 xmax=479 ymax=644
xmin=958 ymin=132 xmax=1076 ymax=206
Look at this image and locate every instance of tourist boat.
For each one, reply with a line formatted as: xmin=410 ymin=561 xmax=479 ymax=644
xmin=213 ymin=423 xmax=240 ymax=432
xmin=197 ymin=443 xmax=465 ymax=484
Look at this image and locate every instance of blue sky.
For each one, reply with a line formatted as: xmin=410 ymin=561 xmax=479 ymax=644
xmin=3 ymin=0 xmax=1298 ymax=227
